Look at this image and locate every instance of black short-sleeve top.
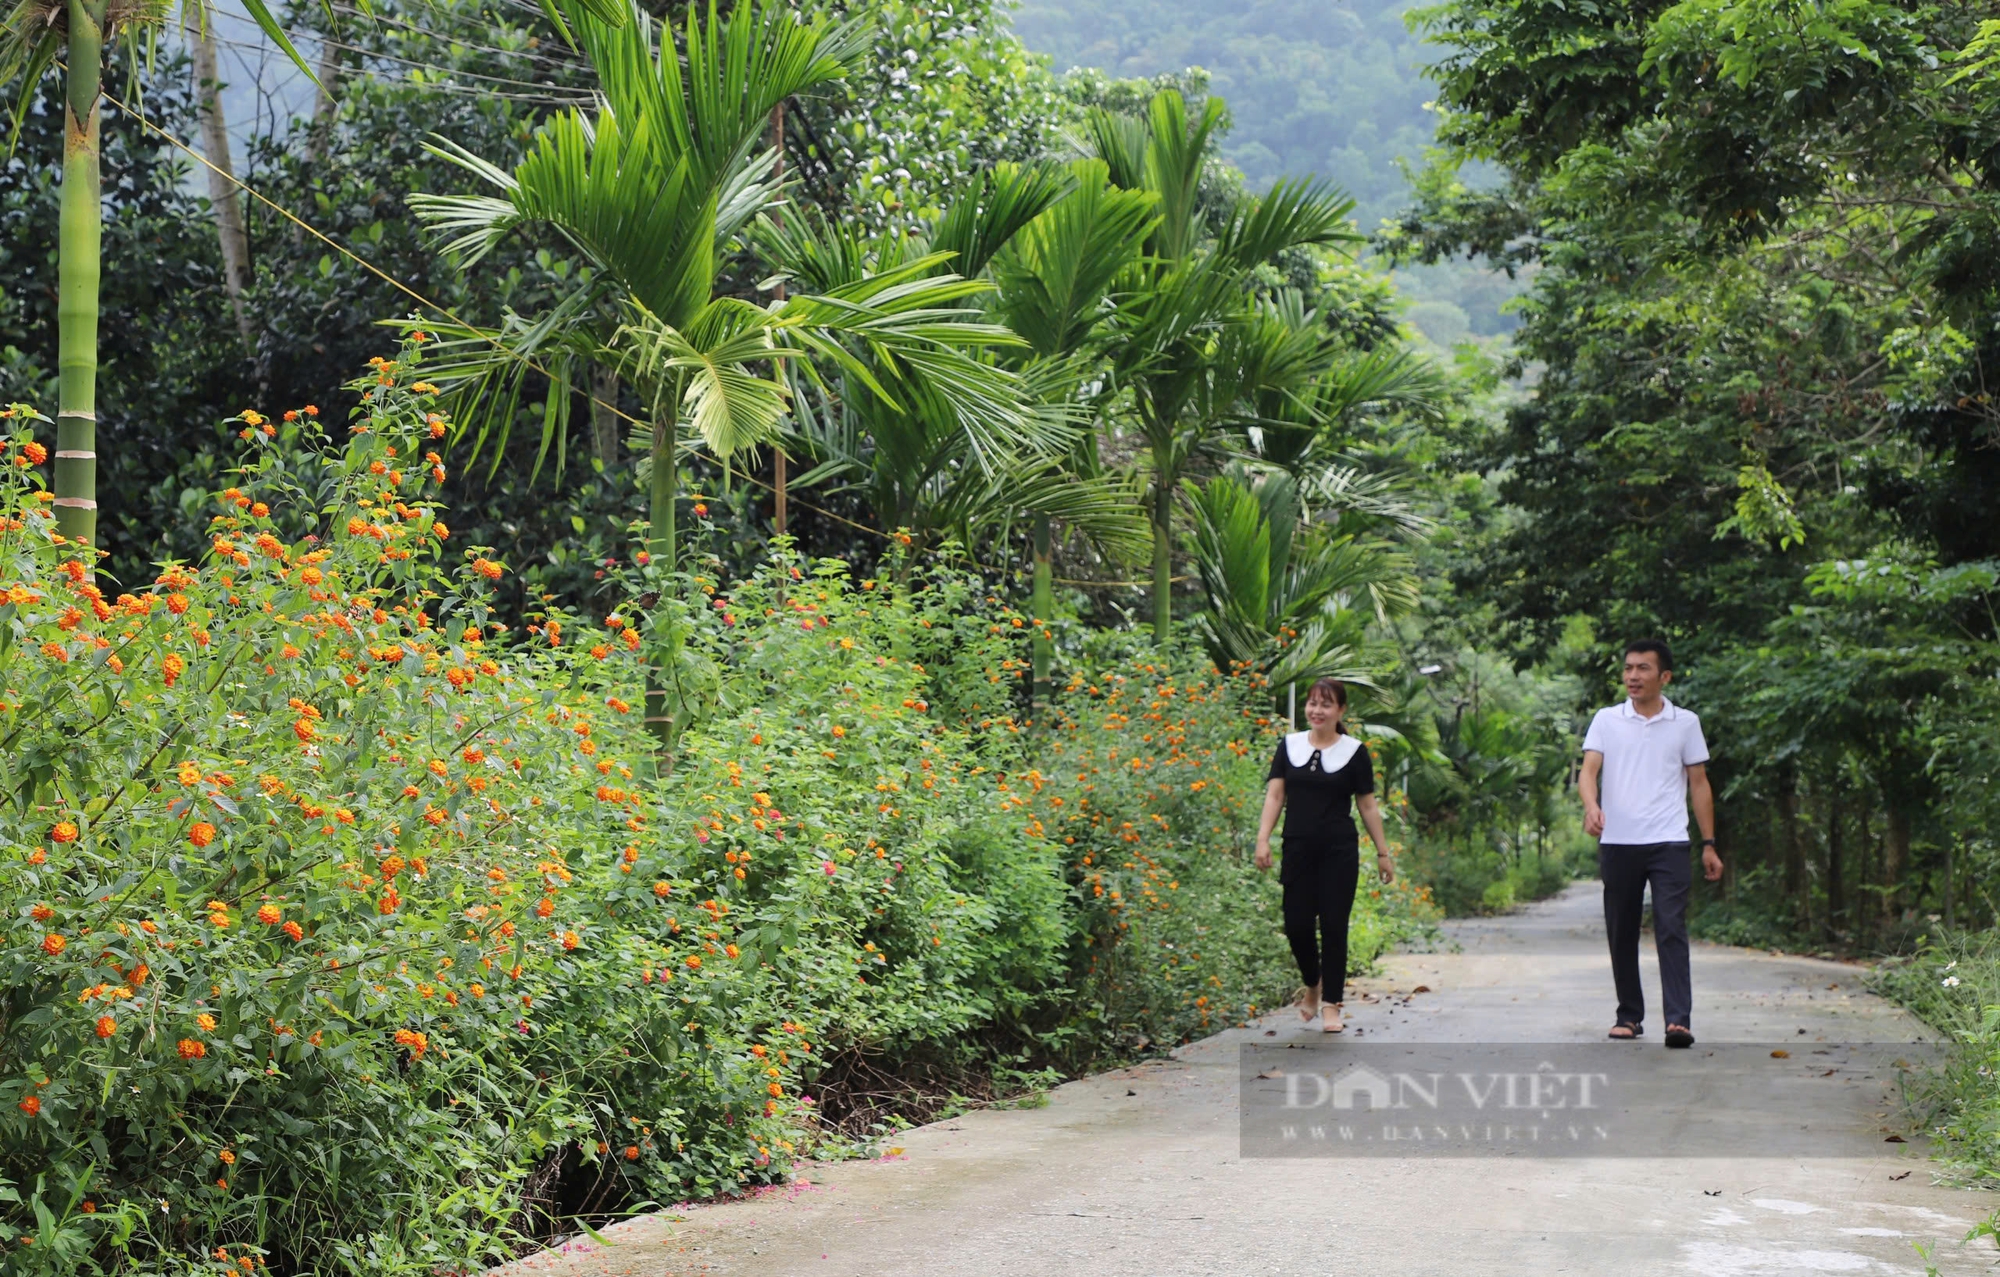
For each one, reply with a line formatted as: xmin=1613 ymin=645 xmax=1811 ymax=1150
xmin=1267 ymin=732 xmax=1374 ymax=850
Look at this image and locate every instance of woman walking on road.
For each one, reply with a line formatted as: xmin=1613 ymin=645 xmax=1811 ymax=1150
xmin=1254 ymin=677 xmax=1395 ymax=1033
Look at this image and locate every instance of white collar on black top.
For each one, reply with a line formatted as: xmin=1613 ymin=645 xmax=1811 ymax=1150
xmin=1285 ymin=731 xmax=1361 ymax=772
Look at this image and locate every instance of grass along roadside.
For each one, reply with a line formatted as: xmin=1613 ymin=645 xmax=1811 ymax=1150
xmin=1872 ymin=928 xmax=2000 ymax=1189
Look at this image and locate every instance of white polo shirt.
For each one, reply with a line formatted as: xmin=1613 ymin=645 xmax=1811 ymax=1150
xmin=1581 ymin=697 xmax=1710 ymax=845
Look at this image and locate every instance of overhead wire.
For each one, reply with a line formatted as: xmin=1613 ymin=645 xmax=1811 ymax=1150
xmin=214 ymin=1 xmax=587 ymax=76
xmin=92 ymin=77 xmax=1167 ymax=592
xmin=202 ymin=27 xmax=595 ymax=99
xmin=317 ymin=2 xmax=590 ymax=73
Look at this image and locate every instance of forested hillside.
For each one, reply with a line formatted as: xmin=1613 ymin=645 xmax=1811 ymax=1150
xmin=1012 ymin=0 xmax=1433 ymax=229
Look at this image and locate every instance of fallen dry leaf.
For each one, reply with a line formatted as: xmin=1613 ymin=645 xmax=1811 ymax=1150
xmin=1770 ymin=1049 xmax=1790 ymax=1059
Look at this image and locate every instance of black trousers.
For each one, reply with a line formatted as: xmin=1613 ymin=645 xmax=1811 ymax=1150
xmin=1281 ymin=843 xmax=1360 ymax=993
xmin=1599 ymin=841 xmax=1693 ymax=1030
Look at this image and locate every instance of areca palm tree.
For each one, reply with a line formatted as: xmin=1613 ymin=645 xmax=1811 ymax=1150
xmin=0 ymin=0 xmax=332 ymax=548
xmin=988 ymin=158 xmax=1159 ymax=699
xmin=411 ymin=0 xmax=1034 ymax=754
xmin=1082 ymin=89 xmax=1362 ymax=643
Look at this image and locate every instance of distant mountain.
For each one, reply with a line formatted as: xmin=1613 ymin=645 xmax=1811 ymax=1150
xmin=1009 ymin=0 xmax=1438 ymax=230
xmin=1009 ymin=0 xmax=1522 ymax=343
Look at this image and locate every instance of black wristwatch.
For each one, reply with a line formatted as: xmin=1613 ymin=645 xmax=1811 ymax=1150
xmin=1700 ymin=838 xmax=1717 ymax=847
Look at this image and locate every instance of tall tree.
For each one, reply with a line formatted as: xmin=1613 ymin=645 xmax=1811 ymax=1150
xmin=1083 ymin=89 xmax=1358 ymax=641
xmin=188 ymin=15 xmax=254 ymax=348
xmin=989 ymin=158 xmax=1158 ymax=699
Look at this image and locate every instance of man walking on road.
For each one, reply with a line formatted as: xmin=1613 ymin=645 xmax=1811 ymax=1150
xmin=1578 ymin=639 xmax=1722 ymax=1049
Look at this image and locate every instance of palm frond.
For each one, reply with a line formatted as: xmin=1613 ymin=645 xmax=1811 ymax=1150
xmin=992 ymin=160 xmax=1159 ymax=359
xmin=1183 ymin=468 xmax=1413 ymax=677
xmin=1185 ymin=473 xmax=1273 ymax=628
xmin=0 ymin=0 xmax=62 ymax=155
xmin=1216 ymin=176 xmax=1360 ymax=271
xmin=1142 ymin=89 xmax=1227 ymax=262
xmin=752 ymin=207 xmax=876 ymax=295
xmin=1309 ymin=346 xmax=1451 ymax=425
xmin=928 ymin=160 xmax=1075 ymax=281
xmin=1006 ymin=468 xmax=1152 ymax=562
xmin=1305 ymin=463 xmax=1436 ymax=540
xmin=614 ymin=297 xmax=790 ymax=457
xmin=579 ymin=0 xmax=863 ymax=201
xmin=1078 ymin=106 xmax=1149 ymax=192
xmin=395 ymin=289 xmax=609 ymax=481
xmin=1279 ymin=531 xmax=1418 ymax=625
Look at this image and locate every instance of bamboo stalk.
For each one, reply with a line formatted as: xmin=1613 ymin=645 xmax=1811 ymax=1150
xmin=54 ymin=0 xmax=110 ymax=549
xmin=1151 ymin=480 xmax=1172 ymax=643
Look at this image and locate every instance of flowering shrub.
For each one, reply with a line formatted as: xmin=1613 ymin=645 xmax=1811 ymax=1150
xmin=0 ymin=342 xmax=1434 ymax=1272
xmin=0 ymin=351 xmax=1060 ymax=1273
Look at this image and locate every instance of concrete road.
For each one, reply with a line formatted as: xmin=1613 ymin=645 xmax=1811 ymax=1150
xmin=495 ymin=882 xmax=1997 ymax=1276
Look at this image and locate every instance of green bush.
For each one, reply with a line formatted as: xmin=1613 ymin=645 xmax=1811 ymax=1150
xmin=1685 ymin=863 xmax=1821 ymax=950
xmin=1480 ymin=877 xmax=1517 ymax=912
xmin=1400 ymin=833 xmax=1586 ymax=917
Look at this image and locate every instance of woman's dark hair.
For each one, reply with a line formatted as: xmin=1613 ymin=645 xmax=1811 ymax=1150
xmin=1305 ymin=677 xmax=1348 ymax=734
xmin=1624 ymin=638 xmax=1674 ymax=672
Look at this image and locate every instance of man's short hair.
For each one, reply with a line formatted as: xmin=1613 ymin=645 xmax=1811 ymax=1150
xmin=1624 ymin=638 xmax=1673 ymax=671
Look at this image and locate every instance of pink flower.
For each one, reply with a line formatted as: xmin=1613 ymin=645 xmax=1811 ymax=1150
xmin=696 ymin=830 xmax=710 ymax=843
xmin=822 ymin=860 xmax=837 ymax=876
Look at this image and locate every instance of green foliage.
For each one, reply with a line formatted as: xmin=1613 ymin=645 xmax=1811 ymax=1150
xmin=796 ymin=0 xmax=1070 ymax=233
xmin=1184 ymin=465 xmax=1414 ymax=689
xmin=761 ymin=162 xmax=1149 ymax=568
xmin=1714 ymin=462 xmax=1806 ymax=552
xmin=1398 ymin=0 xmax=2000 ymax=969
